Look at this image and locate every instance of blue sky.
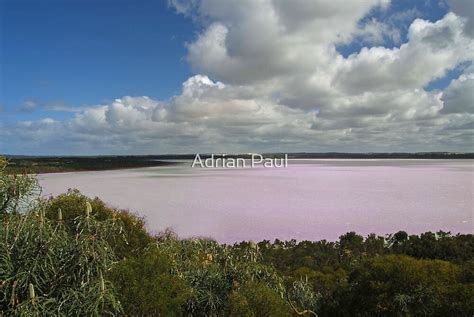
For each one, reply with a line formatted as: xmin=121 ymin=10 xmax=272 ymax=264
xmin=1 ymin=0 xmax=193 ymax=121
xmin=337 ymin=0 xmax=449 ymax=56
xmin=0 ymin=0 xmax=472 ymax=154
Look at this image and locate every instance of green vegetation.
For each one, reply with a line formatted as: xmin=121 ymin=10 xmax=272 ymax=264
xmin=255 ymin=235 xmax=474 ymax=316
xmin=1 ymin=157 xmax=473 ymax=316
xmin=0 ymin=159 xmax=122 ymax=315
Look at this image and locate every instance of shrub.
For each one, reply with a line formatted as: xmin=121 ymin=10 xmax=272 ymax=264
xmin=110 ymin=248 xmax=191 ymax=316
xmin=45 ymin=189 xmax=154 ymax=259
xmin=228 ymin=282 xmax=292 ymax=317
xmin=343 ymin=255 xmax=473 ymax=316
xmin=0 ymin=206 xmax=122 ymax=315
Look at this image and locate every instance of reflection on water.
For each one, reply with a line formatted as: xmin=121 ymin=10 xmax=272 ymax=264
xmin=38 ymin=160 xmax=474 ymax=243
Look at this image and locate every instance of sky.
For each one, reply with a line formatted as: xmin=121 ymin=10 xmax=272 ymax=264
xmin=0 ymin=0 xmax=473 ymax=155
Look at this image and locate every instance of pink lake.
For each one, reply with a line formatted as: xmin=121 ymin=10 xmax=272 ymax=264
xmin=38 ymin=159 xmax=473 ymax=243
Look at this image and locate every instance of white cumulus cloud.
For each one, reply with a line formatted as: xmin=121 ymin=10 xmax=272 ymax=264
xmin=5 ymin=0 xmax=473 ymax=154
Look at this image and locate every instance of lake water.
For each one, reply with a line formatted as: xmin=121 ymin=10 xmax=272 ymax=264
xmin=38 ymin=159 xmax=473 ymax=243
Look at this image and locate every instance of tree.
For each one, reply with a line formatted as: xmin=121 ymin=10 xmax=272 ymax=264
xmin=338 ymin=232 xmax=364 ymax=263
xmin=343 ymin=255 xmax=472 ymax=316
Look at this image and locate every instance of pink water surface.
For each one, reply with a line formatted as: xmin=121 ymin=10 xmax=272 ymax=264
xmin=38 ymin=160 xmax=473 ymax=243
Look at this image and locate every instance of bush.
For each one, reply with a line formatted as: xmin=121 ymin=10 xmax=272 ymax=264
xmin=0 ymin=207 xmax=122 ymax=315
xmin=228 ymin=282 xmax=292 ymax=317
xmin=45 ymin=189 xmax=154 ymax=259
xmin=110 ymin=248 xmax=191 ymax=316
xmin=343 ymin=255 xmax=473 ymax=316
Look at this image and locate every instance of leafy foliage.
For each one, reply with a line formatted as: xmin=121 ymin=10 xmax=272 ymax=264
xmin=228 ymin=281 xmax=291 ymax=316
xmin=344 ymin=255 xmax=473 ymax=316
xmin=155 ymin=236 xmax=294 ymax=316
xmin=258 ymin=231 xmax=474 ymax=316
xmin=44 ymin=189 xmax=153 ymax=259
xmin=110 ymin=248 xmax=191 ymax=316
xmin=0 ymin=208 xmax=122 ymax=315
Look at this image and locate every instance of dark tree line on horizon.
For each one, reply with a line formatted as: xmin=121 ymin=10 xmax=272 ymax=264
xmin=4 ymin=151 xmax=473 ymax=174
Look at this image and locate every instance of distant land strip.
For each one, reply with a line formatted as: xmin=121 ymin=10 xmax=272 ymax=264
xmin=3 ymin=152 xmax=473 ymax=174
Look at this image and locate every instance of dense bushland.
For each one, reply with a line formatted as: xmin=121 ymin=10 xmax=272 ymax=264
xmin=1 ymin=157 xmax=473 ymax=316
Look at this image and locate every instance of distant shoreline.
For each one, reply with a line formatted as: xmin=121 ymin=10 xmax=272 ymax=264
xmin=4 ymin=152 xmax=474 ymax=159
xmin=4 ymin=152 xmax=473 ymax=174
xmin=5 ymin=157 xmax=182 ymax=174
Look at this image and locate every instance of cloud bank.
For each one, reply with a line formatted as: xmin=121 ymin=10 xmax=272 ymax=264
xmin=3 ymin=0 xmax=473 ymax=154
